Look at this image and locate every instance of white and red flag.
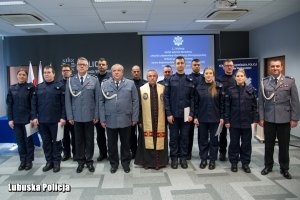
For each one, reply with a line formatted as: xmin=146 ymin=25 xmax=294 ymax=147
xmin=27 ymin=61 xmax=36 ymax=86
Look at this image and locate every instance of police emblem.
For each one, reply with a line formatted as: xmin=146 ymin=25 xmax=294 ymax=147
xmin=143 ymin=93 xmax=148 ymax=100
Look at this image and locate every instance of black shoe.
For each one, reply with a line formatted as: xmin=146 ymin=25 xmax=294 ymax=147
xmin=208 ymin=160 xmax=215 ymax=170
xmin=42 ymin=162 xmax=53 ymax=172
xmin=231 ymin=163 xmax=238 ymax=172
xmin=187 ymin=154 xmax=192 ymax=160
xmin=180 ymin=159 xmax=188 ymax=169
xmin=53 ymin=163 xmax=60 ymax=173
xmin=87 ymin=163 xmax=95 ymax=172
xmin=61 ymin=155 xmax=70 ymax=161
xmin=261 ymin=167 xmax=272 ymax=175
xmin=110 ymin=167 xmax=118 ymax=174
xmin=18 ymin=162 xmax=26 ymax=171
xmin=25 ymin=162 xmax=33 ymax=170
xmin=242 ymin=164 xmax=251 ymax=173
xmin=76 ymin=164 xmax=84 ymax=173
xmin=199 ymin=160 xmax=207 ymax=169
xmin=97 ymin=154 xmax=107 ymax=162
xmin=219 ymin=153 xmax=227 ymax=161
xmin=124 ymin=166 xmax=130 ymax=173
xmin=280 ymin=170 xmax=292 ymax=179
xmin=171 ymin=160 xmax=178 ymax=169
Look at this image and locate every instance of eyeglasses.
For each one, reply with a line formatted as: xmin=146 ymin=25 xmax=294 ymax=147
xmin=147 ymin=75 xmax=157 ymax=78
xmin=77 ymin=63 xmax=87 ymax=66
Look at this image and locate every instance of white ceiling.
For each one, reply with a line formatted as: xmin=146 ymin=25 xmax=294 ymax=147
xmin=0 ymin=0 xmax=300 ymax=36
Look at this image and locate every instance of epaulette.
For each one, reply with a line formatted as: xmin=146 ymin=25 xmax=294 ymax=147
xmin=90 ymin=74 xmax=98 ymax=78
xmin=186 ymin=74 xmax=193 ymax=82
xmin=285 ymin=75 xmax=294 ymax=80
xmin=262 ymin=77 xmax=269 ymax=80
xmin=216 ymin=81 xmax=223 ymax=87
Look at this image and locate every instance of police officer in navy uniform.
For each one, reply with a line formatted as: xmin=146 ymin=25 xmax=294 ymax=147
xmin=225 ymin=69 xmax=258 ymax=173
xmin=60 ymin=64 xmax=75 ymax=161
xmin=216 ymin=59 xmax=236 ymax=161
xmin=259 ymin=59 xmax=300 ymax=179
xmin=187 ymin=59 xmax=203 ymax=160
xmin=32 ymin=65 xmax=66 ymax=173
xmin=158 ymin=65 xmax=173 ymax=86
xmin=130 ymin=65 xmax=147 ymax=159
xmin=164 ymin=56 xmax=194 ymax=169
xmin=6 ymin=68 xmax=35 ymax=171
xmin=95 ymin=58 xmax=111 ymax=162
xmin=194 ymin=67 xmax=224 ymax=170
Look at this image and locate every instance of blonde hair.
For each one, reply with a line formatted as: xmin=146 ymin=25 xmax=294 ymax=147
xmin=235 ymin=68 xmax=247 ymax=77
xmin=203 ymin=67 xmax=217 ymax=97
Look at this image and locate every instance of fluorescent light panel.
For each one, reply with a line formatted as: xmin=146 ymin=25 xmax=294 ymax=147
xmin=195 ymin=19 xmax=236 ymax=23
xmin=95 ymin=0 xmax=151 ymax=2
xmin=0 ymin=1 xmax=26 ymax=5
xmin=14 ymin=23 xmax=55 ymax=27
xmin=104 ymin=20 xmax=146 ymax=24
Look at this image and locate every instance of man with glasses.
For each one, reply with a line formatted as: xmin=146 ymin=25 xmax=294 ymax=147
xmin=158 ymin=65 xmax=173 ymax=86
xmin=60 ymin=64 xmax=76 ymax=162
xmin=216 ymin=59 xmax=236 ymax=162
xmin=95 ymin=58 xmax=111 ymax=162
xmin=65 ymin=57 xmax=100 ymax=173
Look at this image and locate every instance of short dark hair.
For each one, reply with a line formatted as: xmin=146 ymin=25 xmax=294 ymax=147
xmin=44 ymin=65 xmax=55 ymax=74
xmin=61 ymin=63 xmax=71 ymax=71
xmin=98 ymin=57 xmax=108 ymax=65
xmin=175 ymin=56 xmax=185 ymax=62
xmin=192 ymin=58 xmax=200 ymax=63
xmin=223 ymin=59 xmax=233 ymax=65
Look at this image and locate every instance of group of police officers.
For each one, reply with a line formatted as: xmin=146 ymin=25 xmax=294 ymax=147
xmin=6 ymin=56 xmax=299 ymax=179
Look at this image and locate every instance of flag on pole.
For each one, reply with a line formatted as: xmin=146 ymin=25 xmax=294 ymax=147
xmin=27 ymin=61 xmax=36 ymax=86
xmin=38 ymin=61 xmax=43 ymax=84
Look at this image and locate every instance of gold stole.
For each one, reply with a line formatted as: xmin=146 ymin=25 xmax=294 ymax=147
xmin=140 ymin=83 xmax=166 ymax=150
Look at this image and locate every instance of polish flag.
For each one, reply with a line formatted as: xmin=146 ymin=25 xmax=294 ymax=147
xmin=38 ymin=61 xmax=44 ymax=84
xmin=27 ymin=61 xmax=36 ymax=86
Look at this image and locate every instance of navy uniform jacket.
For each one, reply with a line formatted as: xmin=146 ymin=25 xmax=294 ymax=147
xmin=259 ymin=75 xmax=300 ymax=123
xmin=6 ymin=82 xmax=35 ymax=124
xmin=190 ymin=72 xmax=203 ymax=87
xmin=216 ymin=74 xmax=235 ymax=92
xmin=158 ymin=78 xmax=167 ymax=86
xmin=164 ymin=73 xmax=194 ymax=118
xmin=97 ymin=71 xmax=111 ymax=84
xmin=32 ymin=81 xmax=66 ymax=123
xmin=132 ymin=79 xmax=147 ymax=89
xmin=99 ymin=78 xmax=139 ymax=129
xmin=194 ymin=81 xmax=224 ymax=123
xmin=225 ymin=84 xmax=258 ymax=128
xmin=65 ymin=74 xmax=100 ymax=122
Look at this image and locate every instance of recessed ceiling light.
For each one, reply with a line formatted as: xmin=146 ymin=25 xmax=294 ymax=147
xmin=195 ymin=19 xmax=236 ymax=23
xmin=95 ymin=0 xmax=151 ymax=2
xmin=0 ymin=1 xmax=26 ymax=6
xmin=14 ymin=23 xmax=55 ymax=27
xmin=104 ymin=20 xmax=147 ymax=24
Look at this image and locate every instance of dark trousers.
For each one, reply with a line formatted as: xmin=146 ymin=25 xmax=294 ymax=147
xmin=130 ymin=124 xmax=140 ymax=156
xmin=74 ymin=121 xmax=94 ymax=165
xmin=188 ymin=123 xmax=195 ymax=156
xmin=62 ymin=121 xmax=75 ymax=157
xmin=228 ymin=128 xmax=252 ymax=165
xmin=14 ymin=124 xmax=34 ymax=162
xmin=219 ymin=124 xmax=227 ymax=154
xmin=107 ymin=126 xmax=131 ymax=169
xmin=169 ymin=117 xmax=190 ymax=160
xmin=198 ymin=122 xmax=219 ymax=161
xmin=95 ymin=122 xmax=107 ymax=157
xmin=264 ymin=121 xmax=290 ymax=171
xmin=39 ymin=123 xmax=62 ymax=164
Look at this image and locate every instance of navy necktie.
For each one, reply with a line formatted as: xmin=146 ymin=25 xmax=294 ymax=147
xmin=80 ymin=77 xmax=83 ymax=85
xmin=275 ymin=78 xmax=278 ymax=85
xmin=116 ymin=81 xmax=119 ymax=89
